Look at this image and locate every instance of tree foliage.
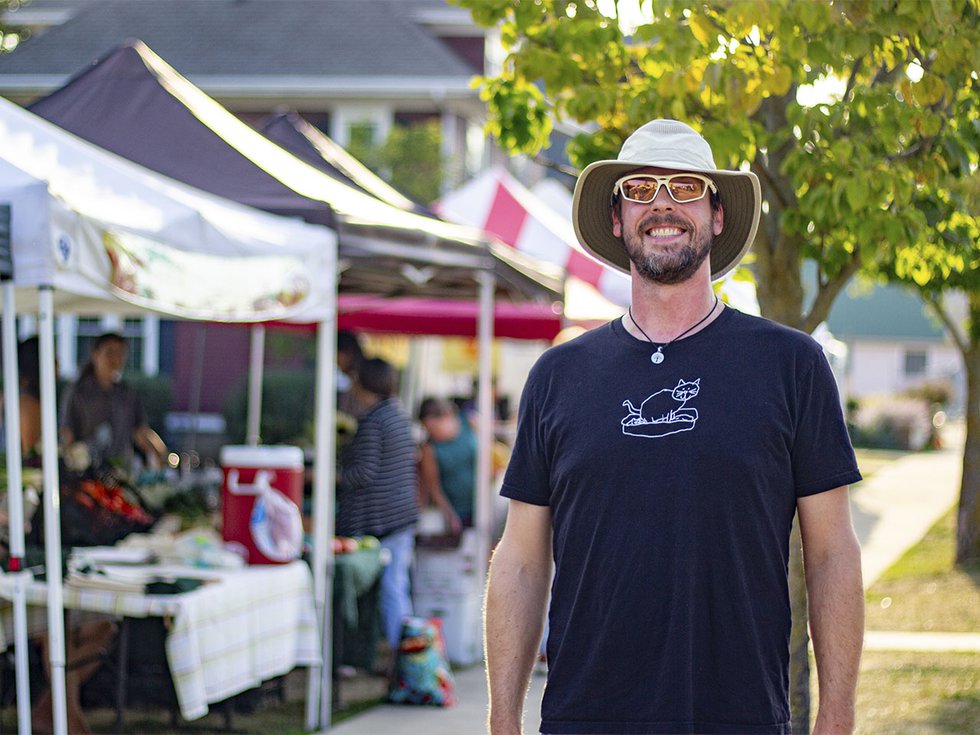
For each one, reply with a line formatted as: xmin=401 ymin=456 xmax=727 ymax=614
xmin=457 ymin=0 xmax=979 ymax=328
xmin=456 ymin=0 xmax=980 ymax=730
xmin=346 ymin=120 xmax=444 ymax=206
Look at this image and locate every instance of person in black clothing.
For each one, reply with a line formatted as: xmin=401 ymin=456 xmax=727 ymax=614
xmin=485 ymin=121 xmax=864 ymax=735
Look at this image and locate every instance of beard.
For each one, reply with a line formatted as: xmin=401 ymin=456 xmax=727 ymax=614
xmin=623 ymin=213 xmax=714 ymax=285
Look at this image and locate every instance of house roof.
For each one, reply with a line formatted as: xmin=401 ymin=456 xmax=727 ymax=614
xmin=825 ymin=283 xmax=946 ymax=341
xmin=26 ymin=39 xmax=563 ymax=305
xmin=0 ymin=0 xmax=478 ymax=96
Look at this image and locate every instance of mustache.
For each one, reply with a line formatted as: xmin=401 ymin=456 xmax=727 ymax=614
xmin=637 ymin=214 xmax=689 ymax=231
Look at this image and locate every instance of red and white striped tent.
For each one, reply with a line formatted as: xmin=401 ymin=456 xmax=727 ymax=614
xmin=436 ymin=167 xmax=630 ymax=323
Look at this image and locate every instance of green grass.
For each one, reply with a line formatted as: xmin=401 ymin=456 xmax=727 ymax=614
xmin=854 ymin=651 xmax=980 ymax=735
xmin=837 ymin=505 xmax=980 ymax=734
xmin=866 ymin=509 xmax=980 ymax=633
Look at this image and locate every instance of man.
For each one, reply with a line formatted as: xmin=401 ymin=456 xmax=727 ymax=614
xmin=485 ymin=120 xmax=864 ymax=735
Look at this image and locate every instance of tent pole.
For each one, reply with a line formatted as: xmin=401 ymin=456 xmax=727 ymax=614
xmin=306 ymin=277 xmax=338 ymax=731
xmin=38 ymin=286 xmax=68 ymax=735
xmin=246 ymin=324 xmax=265 ymax=446
xmin=475 ymin=271 xmax=495 ymax=579
xmin=185 ymin=324 xmax=207 ymax=453
xmin=2 ymin=284 xmax=33 ymax=735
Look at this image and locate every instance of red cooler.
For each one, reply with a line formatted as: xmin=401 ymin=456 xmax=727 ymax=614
xmin=220 ymin=445 xmax=304 ymax=564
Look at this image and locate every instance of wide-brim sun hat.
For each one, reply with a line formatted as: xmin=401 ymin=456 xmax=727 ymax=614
xmin=572 ymin=119 xmax=762 ymax=281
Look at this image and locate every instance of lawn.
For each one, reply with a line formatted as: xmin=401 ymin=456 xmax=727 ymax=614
xmin=865 ymin=509 xmax=980 ymax=633
xmin=809 ymin=501 xmax=980 ymax=734
xmin=854 ymin=507 xmax=980 ymax=733
xmin=805 ymin=445 xmax=980 ymax=733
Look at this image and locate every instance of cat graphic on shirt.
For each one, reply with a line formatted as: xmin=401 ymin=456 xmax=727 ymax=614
xmin=621 ymin=378 xmax=700 ymax=438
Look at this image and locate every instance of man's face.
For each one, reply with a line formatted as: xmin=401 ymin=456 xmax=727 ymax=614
xmin=611 ymin=167 xmax=724 ymax=285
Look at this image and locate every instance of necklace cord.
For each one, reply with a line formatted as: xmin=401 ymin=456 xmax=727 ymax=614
xmin=627 ymin=295 xmax=719 ymax=351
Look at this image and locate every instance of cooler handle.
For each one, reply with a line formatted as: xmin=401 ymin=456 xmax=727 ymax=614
xmin=226 ymin=468 xmax=274 ymax=496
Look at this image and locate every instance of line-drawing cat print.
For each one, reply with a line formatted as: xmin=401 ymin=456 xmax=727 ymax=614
xmin=621 ymin=378 xmax=700 ymax=438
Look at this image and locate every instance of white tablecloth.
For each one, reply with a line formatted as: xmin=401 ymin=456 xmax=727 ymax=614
xmin=0 ymin=560 xmax=321 ymax=720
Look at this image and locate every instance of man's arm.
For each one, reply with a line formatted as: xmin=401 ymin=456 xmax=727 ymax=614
xmin=798 ymin=486 xmax=864 ymax=735
xmin=486 ymin=499 xmax=552 ymax=735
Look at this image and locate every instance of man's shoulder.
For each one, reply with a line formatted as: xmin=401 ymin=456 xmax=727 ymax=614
xmin=726 ymin=309 xmax=822 ymax=353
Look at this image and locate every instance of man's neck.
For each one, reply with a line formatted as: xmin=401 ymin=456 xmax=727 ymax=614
xmin=624 ymin=272 xmax=719 ymax=344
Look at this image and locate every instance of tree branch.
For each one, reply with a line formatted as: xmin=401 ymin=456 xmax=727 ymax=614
xmin=842 ymin=55 xmax=865 ymax=101
xmin=530 ymin=153 xmax=579 ymax=178
xmin=924 ymin=293 xmax=969 ymax=356
xmin=801 ymin=252 xmax=863 ymax=333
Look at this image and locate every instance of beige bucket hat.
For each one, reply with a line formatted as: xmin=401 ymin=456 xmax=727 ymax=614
xmin=572 ymin=119 xmax=762 ymax=281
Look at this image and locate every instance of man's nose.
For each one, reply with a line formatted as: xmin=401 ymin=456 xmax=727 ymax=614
xmin=647 ymin=184 xmax=675 ymax=209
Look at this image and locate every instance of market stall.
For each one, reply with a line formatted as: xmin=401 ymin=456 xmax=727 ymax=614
xmin=0 ymin=95 xmax=337 ymax=735
xmin=27 ymin=39 xmax=565 ymax=731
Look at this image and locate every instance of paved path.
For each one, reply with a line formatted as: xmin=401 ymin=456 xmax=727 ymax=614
xmin=326 ymin=423 xmax=969 ymax=735
xmin=864 ymin=630 xmax=980 ymax=651
xmin=851 ymin=421 xmax=964 ymax=589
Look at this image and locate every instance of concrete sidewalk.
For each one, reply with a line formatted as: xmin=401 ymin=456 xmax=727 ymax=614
xmin=326 ymin=423 xmax=967 ymax=735
xmin=851 ymin=420 xmax=964 ymax=589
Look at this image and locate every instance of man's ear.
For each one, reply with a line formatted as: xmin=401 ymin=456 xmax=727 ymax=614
xmin=611 ymin=205 xmax=623 ymax=238
xmin=713 ymin=202 xmax=724 ymax=237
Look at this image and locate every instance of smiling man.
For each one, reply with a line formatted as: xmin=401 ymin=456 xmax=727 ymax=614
xmin=485 ymin=120 xmax=865 ymax=735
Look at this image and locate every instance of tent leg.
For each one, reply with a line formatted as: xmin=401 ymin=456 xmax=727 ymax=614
xmin=38 ymin=286 xmax=68 ymax=735
xmin=246 ymin=324 xmax=265 ymax=446
xmin=3 ymin=284 xmax=33 ymax=735
xmin=306 ymin=314 xmax=337 ymax=731
xmin=475 ymin=271 xmax=495 ymax=580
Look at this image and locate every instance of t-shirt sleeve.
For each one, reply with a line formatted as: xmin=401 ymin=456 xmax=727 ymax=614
xmin=499 ymin=363 xmax=552 ymax=506
xmin=792 ymin=348 xmax=863 ymax=497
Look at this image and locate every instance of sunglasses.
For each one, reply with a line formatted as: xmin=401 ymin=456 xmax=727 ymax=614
xmin=612 ymin=173 xmax=717 ymax=204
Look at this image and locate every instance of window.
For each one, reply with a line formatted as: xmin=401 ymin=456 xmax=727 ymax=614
xmin=904 ymin=350 xmax=927 ymax=377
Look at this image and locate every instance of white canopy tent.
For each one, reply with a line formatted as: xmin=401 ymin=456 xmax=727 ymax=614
xmin=0 ymin=95 xmax=337 ymax=735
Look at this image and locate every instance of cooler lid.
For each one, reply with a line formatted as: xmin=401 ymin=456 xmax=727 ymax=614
xmin=219 ymin=444 xmax=304 ymax=469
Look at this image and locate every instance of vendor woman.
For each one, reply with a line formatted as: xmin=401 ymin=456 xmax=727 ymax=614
xmin=59 ymin=332 xmax=167 ymax=472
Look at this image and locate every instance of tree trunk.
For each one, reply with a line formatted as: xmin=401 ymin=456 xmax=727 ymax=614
xmin=751 ymin=224 xmax=806 ymax=328
xmin=751 ymin=225 xmax=812 ymax=732
xmin=787 ymin=520 xmax=810 ymax=735
xmin=955 ymin=342 xmax=980 ymax=564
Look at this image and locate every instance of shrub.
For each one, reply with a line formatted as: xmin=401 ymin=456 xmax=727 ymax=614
xmin=848 ymin=396 xmax=934 ymax=451
xmin=223 ymin=369 xmax=315 ymax=445
xmin=126 ymin=373 xmax=174 ymax=433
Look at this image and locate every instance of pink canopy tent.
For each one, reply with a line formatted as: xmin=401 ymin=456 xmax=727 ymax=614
xmin=337 ymin=295 xmax=561 ymax=339
xmin=269 ymin=295 xmax=562 ymax=340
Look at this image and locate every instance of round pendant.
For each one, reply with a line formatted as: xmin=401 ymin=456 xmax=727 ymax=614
xmin=650 ymin=351 xmax=664 ymax=364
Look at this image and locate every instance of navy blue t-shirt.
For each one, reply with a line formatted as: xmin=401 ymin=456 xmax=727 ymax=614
xmin=501 ymin=307 xmax=861 ymax=735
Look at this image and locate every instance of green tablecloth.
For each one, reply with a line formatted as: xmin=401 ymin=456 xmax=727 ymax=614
xmin=333 ymin=546 xmax=384 ymax=669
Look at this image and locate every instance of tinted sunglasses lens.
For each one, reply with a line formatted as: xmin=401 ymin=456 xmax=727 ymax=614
xmin=667 ymin=176 xmax=707 ymax=201
xmin=620 ymin=179 xmax=659 ymax=202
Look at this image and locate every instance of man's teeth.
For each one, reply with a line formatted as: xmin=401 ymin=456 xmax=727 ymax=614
xmin=646 ymin=226 xmax=683 ymax=237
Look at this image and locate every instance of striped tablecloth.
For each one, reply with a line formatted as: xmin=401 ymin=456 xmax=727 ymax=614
xmin=0 ymin=560 xmax=321 ymax=720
